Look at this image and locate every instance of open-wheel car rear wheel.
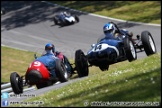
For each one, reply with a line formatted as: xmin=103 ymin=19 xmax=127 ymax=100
xmin=141 ymin=31 xmax=157 ymax=56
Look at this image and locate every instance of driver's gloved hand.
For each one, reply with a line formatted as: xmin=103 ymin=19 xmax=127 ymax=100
xmin=128 ymin=32 xmax=133 ymax=37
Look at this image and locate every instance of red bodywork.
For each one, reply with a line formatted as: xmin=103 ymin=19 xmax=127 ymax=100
xmin=26 ymin=61 xmax=50 ymax=79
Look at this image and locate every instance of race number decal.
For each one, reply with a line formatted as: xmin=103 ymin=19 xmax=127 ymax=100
xmin=95 ymin=44 xmax=102 ymax=51
xmin=33 ymin=61 xmax=41 ymax=66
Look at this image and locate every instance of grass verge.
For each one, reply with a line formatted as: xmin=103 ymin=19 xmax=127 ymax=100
xmin=51 ymin=1 xmax=161 ymax=24
xmin=7 ymin=49 xmax=161 ymax=107
xmin=1 ymin=46 xmax=35 ymax=82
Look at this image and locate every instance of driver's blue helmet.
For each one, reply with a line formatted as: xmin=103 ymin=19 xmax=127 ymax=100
xmin=45 ymin=43 xmax=55 ymax=53
xmin=103 ymin=23 xmax=116 ymax=35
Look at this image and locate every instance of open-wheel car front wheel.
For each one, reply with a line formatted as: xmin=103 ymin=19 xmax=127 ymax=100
xmin=74 ymin=15 xmax=79 ymax=23
xmin=75 ymin=49 xmax=89 ymax=77
xmin=10 ymin=72 xmax=23 ymax=94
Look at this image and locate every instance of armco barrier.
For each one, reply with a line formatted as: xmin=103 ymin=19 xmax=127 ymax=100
xmin=1 ymin=80 xmax=60 ymax=95
xmin=1 ymin=80 xmax=36 ymax=94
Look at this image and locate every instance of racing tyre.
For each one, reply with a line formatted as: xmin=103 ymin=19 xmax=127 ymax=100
xmin=63 ymin=55 xmax=74 ymax=76
xmin=75 ymin=49 xmax=89 ymax=77
xmin=141 ymin=31 xmax=156 ymax=56
xmin=60 ymin=19 xmax=66 ymax=27
xmin=124 ymin=37 xmax=137 ymax=62
xmin=53 ymin=17 xmax=58 ymax=25
xmin=10 ymin=72 xmax=23 ymax=94
xmin=55 ymin=59 xmax=68 ymax=82
xmin=74 ymin=15 xmax=79 ymax=23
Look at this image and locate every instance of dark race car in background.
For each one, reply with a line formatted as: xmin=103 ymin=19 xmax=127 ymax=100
xmin=53 ymin=11 xmax=79 ymax=27
xmin=74 ymin=29 xmax=156 ymax=77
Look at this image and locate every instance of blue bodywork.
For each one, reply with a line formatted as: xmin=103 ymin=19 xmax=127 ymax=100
xmin=36 ymin=53 xmax=58 ymax=77
xmin=87 ymin=33 xmax=127 ymax=66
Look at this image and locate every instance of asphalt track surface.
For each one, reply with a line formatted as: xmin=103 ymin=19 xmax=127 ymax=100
xmin=1 ymin=1 xmax=161 ymax=104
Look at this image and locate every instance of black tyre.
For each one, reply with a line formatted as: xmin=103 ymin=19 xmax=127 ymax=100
xmin=60 ymin=19 xmax=66 ymax=27
xmin=74 ymin=15 xmax=79 ymax=23
xmin=10 ymin=72 xmax=23 ymax=94
xmin=53 ymin=17 xmax=58 ymax=25
xmin=141 ymin=31 xmax=157 ymax=56
xmin=124 ymin=37 xmax=137 ymax=62
xmin=75 ymin=49 xmax=89 ymax=77
xmin=63 ymin=55 xmax=74 ymax=75
xmin=55 ymin=59 xmax=68 ymax=82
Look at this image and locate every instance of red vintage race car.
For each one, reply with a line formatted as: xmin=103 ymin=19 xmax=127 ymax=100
xmin=10 ymin=49 xmax=87 ymax=94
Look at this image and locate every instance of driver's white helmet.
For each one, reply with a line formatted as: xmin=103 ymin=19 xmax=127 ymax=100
xmin=63 ymin=11 xmax=68 ymax=16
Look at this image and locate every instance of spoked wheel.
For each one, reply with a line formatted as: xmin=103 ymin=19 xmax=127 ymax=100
xmin=55 ymin=59 xmax=68 ymax=82
xmin=10 ymin=72 xmax=23 ymax=94
xmin=75 ymin=49 xmax=89 ymax=77
xmin=63 ymin=55 xmax=75 ymax=77
xmin=141 ymin=31 xmax=157 ymax=56
xmin=124 ymin=37 xmax=137 ymax=62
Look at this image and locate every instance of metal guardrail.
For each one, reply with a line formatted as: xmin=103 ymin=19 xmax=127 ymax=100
xmin=1 ymin=80 xmax=36 ymax=94
xmin=1 ymin=80 xmax=61 ymax=95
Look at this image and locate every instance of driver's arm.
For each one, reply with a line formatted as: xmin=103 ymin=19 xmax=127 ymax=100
xmin=110 ymin=22 xmax=124 ymax=35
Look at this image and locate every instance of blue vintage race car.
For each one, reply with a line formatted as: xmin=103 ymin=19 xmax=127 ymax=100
xmin=53 ymin=11 xmax=79 ymax=27
xmin=74 ymin=27 xmax=156 ymax=77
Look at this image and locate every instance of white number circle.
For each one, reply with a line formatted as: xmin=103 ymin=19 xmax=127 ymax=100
xmin=33 ymin=61 xmax=41 ymax=66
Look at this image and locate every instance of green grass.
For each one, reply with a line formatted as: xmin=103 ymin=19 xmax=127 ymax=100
xmin=6 ymin=45 xmax=160 ymax=107
xmin=51 ymin=1 xmax=161 ymax=24
xmin=1 ymin=46 xmax=35 ymax=82
xmin=1 ymin=1 xmax=161 ymax=106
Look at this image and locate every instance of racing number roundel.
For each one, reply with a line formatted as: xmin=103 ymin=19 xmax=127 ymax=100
xmin=33 ymin=61 xmax=41 ymax=67
xmin=95 ymin=44 xmax=102 ymax=51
